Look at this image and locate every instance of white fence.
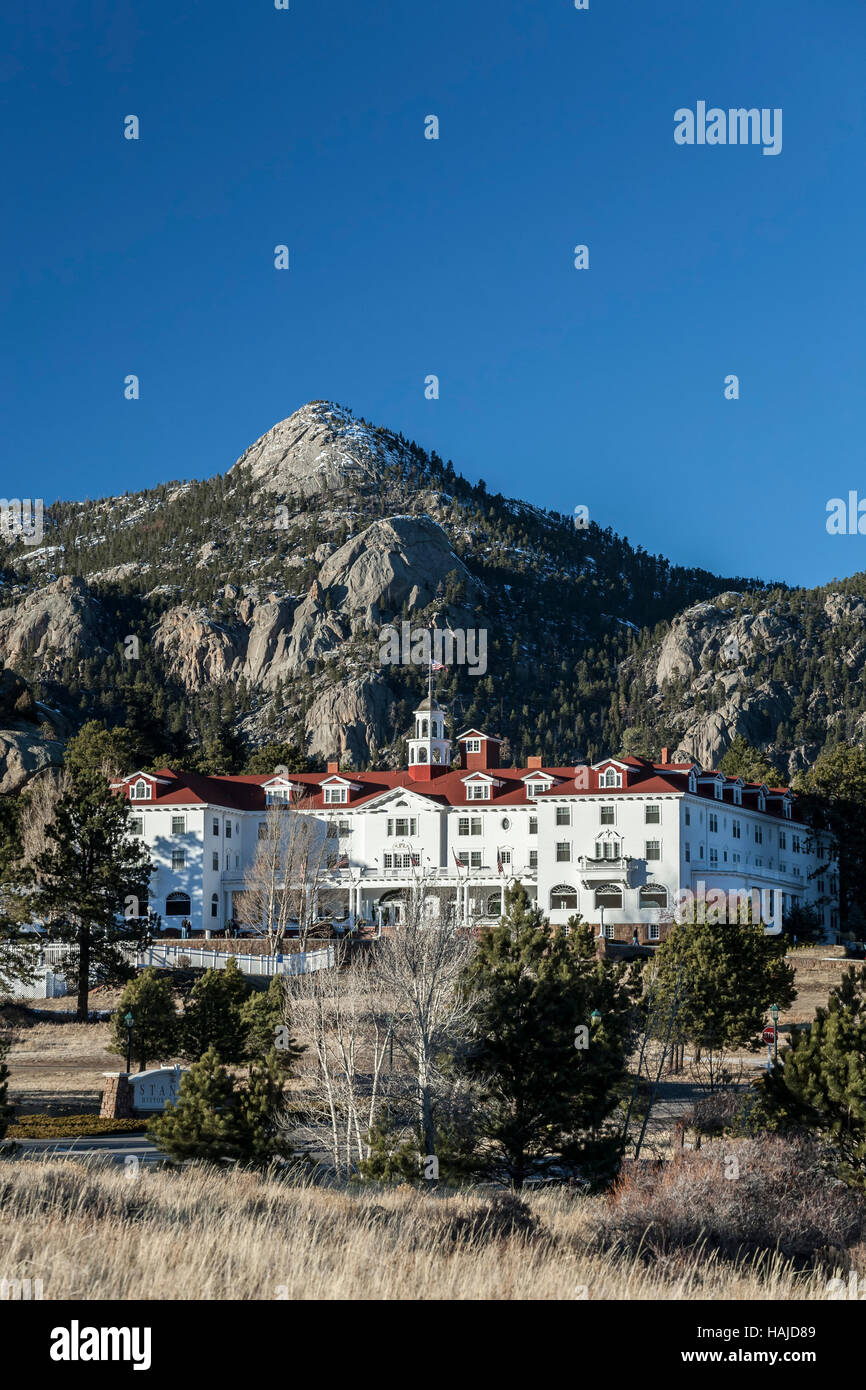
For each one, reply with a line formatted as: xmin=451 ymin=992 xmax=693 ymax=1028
xmin=136 ymin=943 xmax=336 ymax=978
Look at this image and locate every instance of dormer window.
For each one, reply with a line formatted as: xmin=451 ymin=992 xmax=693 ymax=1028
xmin=465 ymin=738 xmax=481 ymax=754
xmin=600 ymin=768 xmax=621 ymax=789
xmin=783 ymin=801 xmax=792 ymax=820
xmin=733 ymin=787 xmax=742 ymax=805
xmin=688 ymin=771 xmax=697 ymax=793
xmin=714 ymin=782 xmax=723 ymax=800
xmin=758 ymin=794 xmax=766 ymax=812
xmin=467 ymin=783 xmax=489 ymax=801
xmin=324 ymin=786 xmax=348 ymax=805
xmin=131 ymin=778 xmax=151 ymax=800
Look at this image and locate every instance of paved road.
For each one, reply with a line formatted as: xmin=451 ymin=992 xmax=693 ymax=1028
xmin=10 ymin=1134 xmax=167 ymax=1166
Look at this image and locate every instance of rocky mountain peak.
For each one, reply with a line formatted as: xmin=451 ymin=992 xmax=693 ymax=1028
xmin=229 ymin=400 xmax=413 ymax=500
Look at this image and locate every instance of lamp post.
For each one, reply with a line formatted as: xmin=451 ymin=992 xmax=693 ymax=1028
xmin=769 ymin=1002 xmax=780 ymax=1062
xmin=590 ymin=1009 xmax=602 ymax=1029
xmin=124 ymin=1010 xmax=135 ymax=1074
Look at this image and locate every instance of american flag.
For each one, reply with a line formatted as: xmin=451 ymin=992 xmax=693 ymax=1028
xmin=431 ymin=660 xmax=447 ymax=672
xmin=453 ymin=849 xmax=463 ymax=870
xmin=496 ymin=850 xmax=503 ymax=876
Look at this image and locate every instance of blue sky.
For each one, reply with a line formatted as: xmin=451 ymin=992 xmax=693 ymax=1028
xmin=2 ymin=0 xmax=864 ymax=590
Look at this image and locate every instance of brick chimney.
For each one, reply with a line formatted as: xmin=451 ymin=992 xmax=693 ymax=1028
xmin=660 ymin=747 xmax=670 ymax=764
xmin=527 ymin=755 xmax=543 ymax=769
xmin=327 ymin=761 xmax=339 ymax=774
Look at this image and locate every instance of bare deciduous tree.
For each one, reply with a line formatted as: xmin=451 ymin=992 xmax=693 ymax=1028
xmin=374 ymin=881 xmax=477 ymax=1181
xmin=237 ymin=802 xmax=329 ymax=954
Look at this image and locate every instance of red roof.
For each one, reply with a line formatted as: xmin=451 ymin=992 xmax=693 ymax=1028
xmin=115 ymin=760 xmax=806 ymax=820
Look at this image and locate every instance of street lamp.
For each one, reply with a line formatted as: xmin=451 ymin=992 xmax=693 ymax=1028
xmin=769 ymin=1002 xmax=780 ymax=1062
xmin=590 ymin=1009 xmax=602 ymax=1028
xmin=124 ymin=1010 xmax=135 ymax=1074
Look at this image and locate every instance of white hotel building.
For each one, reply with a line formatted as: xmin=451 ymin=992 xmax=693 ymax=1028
xmin=114 ymin=698 xmax=837 ymax=942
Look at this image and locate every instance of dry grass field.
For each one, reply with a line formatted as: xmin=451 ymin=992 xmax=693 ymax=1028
xmin=0 ymin=1159 xmax=858 ymax=1302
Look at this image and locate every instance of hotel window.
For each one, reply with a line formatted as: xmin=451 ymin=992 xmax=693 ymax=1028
xmin=754 ymin=826 xmax=762 ymax=844
xmin=387 ymin=817 xmax=418 ymax=837
xmin=555 ymin=842 xmax=571 ymax=862
xmin=465 ymin=738 xmax=481 ymax=754
xmin=213 ymin=819 xmax=219 ymax=835
xmin=792 ymin=835 xmax=801 ymax=853
xmin=600 ymin=768 xmax=621 ymax=788
xmin=172 ymin=850 xmax=185 ymax=872
xmin=550 ymin=885 xmax=578 ymax=911
xmin=645 ymin=840 xmax=661 ymax=862
xmin=457 ymin=851 xmax=469 ymax=867
xmin=211 ymin=894 xmax=218 ymax=918
xmin=458 ymin=817 xmax=483 ymax=837
xmin=226 ymin=822 xmax=232 ymax=839
xmin=732 ymin=819 xmax=741 ymax=839
xmin=225 ymin=853 xmax=231 ymax=870
xmin=645 ymin=804 xmax=660 ymax=824
xmin=325 ymin=786 xmax=347 ymax=804
xmin=600 ymin=806 xmax=615 ymax=825
xmin=556 ymin=806 xmax=571 ymax=827
xmin=528 ymin=816 xmax=538 ymax=835
xmin=783 ymin=802 xmax=792 ymax=820
xmin=500 ymin=849 xmax=512 ymax=867
xmin=684 ymin=807 xmax=690 ymax=826
xmin=212 ymin=852 xmax=219 ymax=870
xmin=733 ymin=787 xmax=742 ymax=805
xmin=709 ymin=813 xmax=718 ymax=833
xmin=709 ymin=848 xmax=718 ymax=866
xmin=470 ymin=851 xmax=482 ymax=869
xmin=338 ymin=820 xmax=350 ymax=836
xmin=603 ymin=923 xmax=615 ymax=940
xmin=132 ymin=779 xmax=151 ymax=800
xmin=779 ymin=831 xmax=788 ymax=850
xmin=129 ymin=817 xmax=143 ymax=836
xmin=648 ymin=922 xmax=660 ymax=942
xmin=684 ymin=843 xmax=691 ymax=863
xmin=714 ymin=782 xmax=723 ymax=799
xmin=467 ymin=783 xmax=489 ymax=801
xmin=529 ymin=849 xmax=538 ymax=868
xmin=171 ymin=815 xmax=186 ymax=835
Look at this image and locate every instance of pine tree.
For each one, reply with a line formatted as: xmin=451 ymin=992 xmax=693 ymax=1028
xmin=718 ymin=736 xmax=782 ymax=785
xmin=240 ymin=975 xmax=304 ymax=1073
xmin=458 ymin=883 xmax=637 ymax=1187
xmin=654 ymin=916 xmax=795 ymax=1071
xmin=760 ymin=965 xmax=866 ymax=1189
xmin=148 ymin=1047 xmax=242 ymax=1163
xmin=180 ymin=958 xmax=251 ymax=1062
xmin=110 ymin=969 xmax=178 ymax=1071
xmin=32 ymin=769 xmax=154 ymax=1020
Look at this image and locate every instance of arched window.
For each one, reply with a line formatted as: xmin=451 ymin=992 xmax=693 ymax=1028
xmin=420 ymin=719 xmax=428 ymax=737
xmin=166 ymin=892 xmax=191 ymax=917
xmin=486 ymin=892 xmax=503 ymax=917
xmin=432 ymin=746 xmax=442 ymax=763
xmin=639 ymin=884 xmax=667 ymax=910
xmin=132 ymin=778 xmax=150 ymax=800
xmin=418 ymin=746 xmax=428 ymax=763
xmin=595 ymin=884 xmax=622 ymax=910
xmin=550 ymin=885 xmax=578 ymax=911
xmin=211 ymin=893 xmax=219 ymax=918
xmin=601 ymin=768 xmax=621 ymax=788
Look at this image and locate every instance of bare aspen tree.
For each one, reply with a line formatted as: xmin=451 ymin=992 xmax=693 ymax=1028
xmin=237 ymin=801 xmax=329 ymax=954
xmin=374 ymin=879 xmax=477 ymax=1182
xmin=284 ymin=949 xmax=394 ymax=1179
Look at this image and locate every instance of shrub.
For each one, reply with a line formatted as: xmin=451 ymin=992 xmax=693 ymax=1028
xmin=598 ymin=1137 xmax=864 ymax=1265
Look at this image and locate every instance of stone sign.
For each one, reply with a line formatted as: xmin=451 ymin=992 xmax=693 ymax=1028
xmin=129 ymin=1066 xmax=185 ymax=1113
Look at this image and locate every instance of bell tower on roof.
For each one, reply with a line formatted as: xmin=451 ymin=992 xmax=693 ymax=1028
xmin=407 ymin=697 xmax=451 ymax=780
